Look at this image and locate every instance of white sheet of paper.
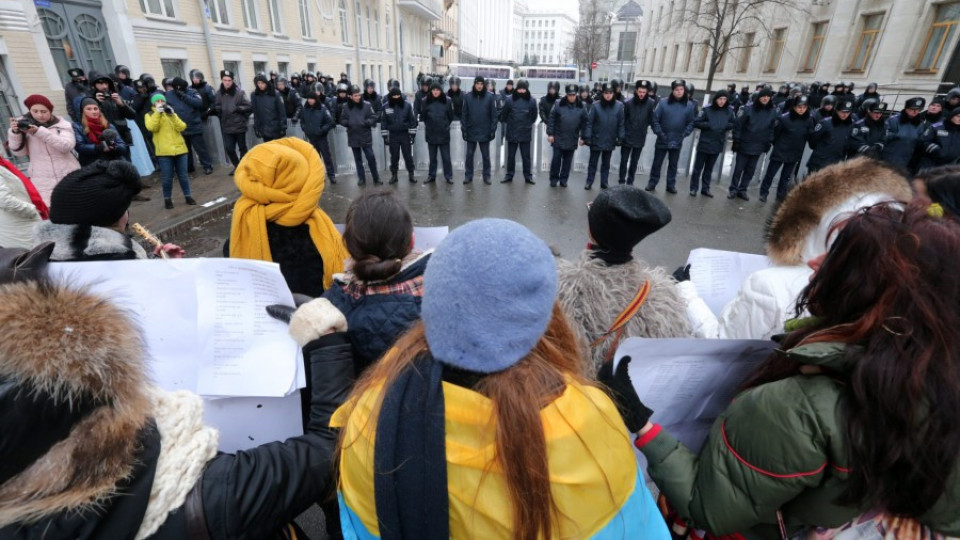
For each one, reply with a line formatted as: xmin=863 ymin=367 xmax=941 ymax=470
xmin=613 ymin=338 xmax=777 ymax=472
xmin=203 ymin=393 xmax=304 ymax=453
xmin=686 ymin=248 xmax=771 ymax=316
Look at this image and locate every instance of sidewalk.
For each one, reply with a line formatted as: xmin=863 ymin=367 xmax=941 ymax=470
xmin=128 ymin=166 xmax=240 ymax=239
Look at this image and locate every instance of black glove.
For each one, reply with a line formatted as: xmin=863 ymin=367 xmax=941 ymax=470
xmin=597 ymin=356 xmax=653 ymax=433
xmin=732 ymin=141 xmax=741 ymax=153
xmin=672 ymin=264 xmax=691 ymax=282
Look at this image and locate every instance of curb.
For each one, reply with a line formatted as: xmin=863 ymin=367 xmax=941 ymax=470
xmin=152 ymin=192 xmax=240 ymax=240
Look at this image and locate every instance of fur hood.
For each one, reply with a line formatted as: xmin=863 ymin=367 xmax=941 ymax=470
xmin=765 ymin=157 xmax=912 ymax=265
xmin=34 ymin=221 xmax=148 ymax=261
xmin=556 ymin=251 xmax=692 ymax=376
xmin=0 ymin=279 xmax=152 ymax=526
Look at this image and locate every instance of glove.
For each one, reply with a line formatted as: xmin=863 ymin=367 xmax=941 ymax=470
xmin=597 ymin=356 xmax=653 ymax=433
xmin=672 ymin=264 xmax=691 ymax=282
xmin=732 ymin=141 xmax=741 ymax=152
xmin=266 ymin=298 xmax=348 ymax=347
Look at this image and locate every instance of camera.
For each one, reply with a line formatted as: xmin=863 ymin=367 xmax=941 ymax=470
xmin=16 ymin=116 xmax=37 ymax=132
xmin=164 ymin=105 xmax=174 ymax=114
xmin=101 ymin=128 xmax=119 ymax=147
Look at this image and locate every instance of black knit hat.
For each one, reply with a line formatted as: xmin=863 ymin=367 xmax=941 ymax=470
xmin=50 ymin=161 xmax=142 ymax=227
xmin=588 ymin=186 xmax=672 ymax=255
xmin=473 ymin=75 xmax=485 ymax=85
xmin=79 ymin=97 xmax=99 ymax=111
xmin=389 ymin=87 xmax=402 ymax=97
xmin=171 ymin=77 xmax=188 ymax=91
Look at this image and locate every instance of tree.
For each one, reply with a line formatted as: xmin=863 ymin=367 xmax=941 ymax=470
xmin=530 ymin=55 xmax=539 ymax=65
xmin=570 ymin=0 xmax=613 ymax=80
xmin=681 ymin=0 xmax=807 ymax=92
xmin=523 ymin=53 xmax=531 ymax=65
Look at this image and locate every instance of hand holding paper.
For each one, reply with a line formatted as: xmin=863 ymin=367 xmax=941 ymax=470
xmin=597 ymin=355 xmax=654 ymax=433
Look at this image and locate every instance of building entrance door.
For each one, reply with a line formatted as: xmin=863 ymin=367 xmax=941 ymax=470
xmin=37 ymin=0 xmax=116 ymax=84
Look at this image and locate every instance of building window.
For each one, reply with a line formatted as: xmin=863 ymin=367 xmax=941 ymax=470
xmin=848 ymin=13 xmax=883 ymax=71
xmin=385 ymin=13 xmax=391 ymax=49
xmin=339 ymin=0 xmax=349 ymax=43
xmin=241 ymin=0 xmax=258 ymax=29
xmin=659 ymin=46 xmax=666 ymax=71
xmin=738 ymin=32 xmax=755 ymax=73
xmin=140 ymin=0 xmax=176 ymax=18
xmin=671 ymin=43 xmax=680 ymax=71
xmin=685 ymin=42 xmax=694 ymax=71
xmin=698 ymin=41 xmax=709 ymax=72
xmin=223 ymin=60 xmax=240 ymax=82
xmin=650 ymin=48 xmax=657 ymax=72
xmin=208 ymin=0 xmax=229 ymax=25
xmin=374 ymin=9 xmax=380 ymax=47
xmin=915 ymin=2 xmax=960 ymax=72
xmin=307 ymin=62 xmax=316 ymax=73
xmin=617 ymin=31 xmax=637 ymax=61
xmin=801 ymin=21 xmax=827 ymax=72
xmin=161 ymin=58 xmax=185 ymax=78
xmin=253 ymin=61 xmax=267 ymax=76
xmin=278 ymin=61 xmax=289 ymax=77
xmin=345 ymin=63 xmax=352 ymax=81
xmin=367 ymin=7 xmax=373 ymax=48
xmin=299 ymin=0 xmax=312 ymax=38
xmin=268 ymin=0 xmax=283 ymax=33
xmin=355 ymin=1 xmax=363 ymax=46
xmin=764 ymin=28 xmax=785 ymax=72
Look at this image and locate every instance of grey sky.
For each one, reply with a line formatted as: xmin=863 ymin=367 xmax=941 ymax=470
xmin=524 ymin=0 xmax=579 ymax=19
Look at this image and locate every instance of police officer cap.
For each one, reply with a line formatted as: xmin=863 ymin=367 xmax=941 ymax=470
xmin=348 ymin=84 xmax=361 ymax=95
xmin=821 ymin=95 xmax=837 ymax=107
xmin=564 ymin=84 xmax=578 ymax=95
xmin=949 ymin=107 xmax=960 ymax=120
xmin=793 ymin=95 xmax=810 ymax=108
xmin=864 ymin=100 xmax=888 ymax=113
xmin=220 ymin=69 xmax=234 ymax=79
xmin=601 ymin=82 xmax=615 ymax=94
xmin=905 ymin=97 xmax=926 ymax=110
xmin=336 ymin=82 xmax=349 ymax=93
xmin=671 ymin=79 xmax=686 ymax=89
xmin=516 ymin=79 xmax=529 ymax=91
xmin=948 ymin=88 xmax=960 ymax=100
xmin=68 ymin=68 xmax=85 ymax=78
xmin=635 ymin=80 xmax=652 ymax=90
xmin=932 ymin=95 xmax=947 ymax=106
xmin=837 ymin=100 xmax=855 ymax=112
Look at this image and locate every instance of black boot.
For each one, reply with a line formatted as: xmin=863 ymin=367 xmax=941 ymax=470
xmin=164 ymin=198 xmax=174 ymax=209
xmin=408 ymin=171 xmax=417 ymax=183
xmin=389 ymin=171 xmax=399 ymax=184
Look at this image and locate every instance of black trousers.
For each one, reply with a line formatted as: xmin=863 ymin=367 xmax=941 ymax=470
xmin=428 ymin=143 xmax=453 ymax=180
xmin=648 ymin=147 xmax=681 ymax=190
xmin=729 ymin=152 xmax=762 ymax=195
xmin=308 ymin=135 xmax=336 ymax=179
xmin=760 ymin=159 xmax=797 ymax=200
xmin=549 ymin=146 xmax=575 ymax=185
xmin=505 ymin=141 xmax=532 ymax=180
xmin=586 ymin=149 xmax=612 ymax=187
xmin=389 ymin=134 xmax=415 ymax=172
xmin=464 ymin=140 xmax=491 ymax=181
xmin=222 ymin=132 xmax=248 ymax=168
xmin=352 ymin=145 xmax=380 ymax=183
xmin=690 ymin=152 xmax=720 ymax=193
xmin=184 ymin=132 xmax=212 ymax=170
xmin=619 ymin=144 xmax=643 ymax=184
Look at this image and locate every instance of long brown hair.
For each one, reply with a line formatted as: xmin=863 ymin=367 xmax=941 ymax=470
xmin=81 ymin=111 xmax=108 ymax=135
xmin=338 ymin=303 xmax=590 ymax=540
xmin=342 ymin=189 xmax=413 ymax=282
xmin=744 ymin=202 xmax=960 ymax=516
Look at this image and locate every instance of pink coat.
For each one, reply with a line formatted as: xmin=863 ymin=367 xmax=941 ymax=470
xmin=7 ymin=117 xmax=80 ymax=205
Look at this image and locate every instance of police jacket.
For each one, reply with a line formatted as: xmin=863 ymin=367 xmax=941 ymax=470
xmin=500 ymin=92 xmax=538 ymax=143
xmin=363 ymin=92 xmax=382 ymax=118
xmin=447 ymin=89 xmax=464 ymax=119
xmin=413 ymin=89 xmax=429 ymax=117
xmin=538 ymin=94 xmax=560 ymax=124
xmin=300 ymin=102 xmax=336 ymax=139
xmin=190 ymin=81 xmax=217 ymax=120
xmin=652 ymin=95 xmax=696 ymax=150
xmin=693 ymin=104 xmax=735 ymax=155
xmin=733 ymin=100 xmax=777 ymax=155
xmin=808 ymin=114 xmax=856 ymax=170
xmin=460 ymin=88 xmax=498 ymax=142
xmin=339 ymin=99 xmax=377 ymax=147
xmin=381 ymin=97 xmax=417 ymax=133
xmin=212 ymin=85 xmax=253 ymax=135
xmin=421 ymin=92 xmax=455 ymax=145
xmin=278 ymin=87 xmax=303 ymax=121
xmin=251 ymin=85 xmax=286 ymax=139
xmin=881 ymin=112 xmax=927 ymax=170
xmin=164 ymin=88 xmax=204 ymax=136
xmin=848 ymin=116 xmax=887 ymax=158
xmin=921 ymin=121 xmax=960 ymax=167
xmin=331 ymin=97 xmax=350 ymax=124
xmin=771 ymin=109 xmax=815 ymax=163
xmin=547 ymin=98 xmax=587 ymax=151
xmin=623 ymin=95 xmax=656 ymax=148
xmin=584 ymin=98 xmax=625 ymax=152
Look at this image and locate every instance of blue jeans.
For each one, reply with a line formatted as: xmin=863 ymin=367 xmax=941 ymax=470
xmin=158 ymin=154 xmax=191 ymax=199
xmin=648 ymin=147 xmax=680 ymax=190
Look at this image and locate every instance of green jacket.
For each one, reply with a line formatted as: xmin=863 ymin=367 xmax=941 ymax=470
xmin=640 ymin=342 xmax=960 ymax=538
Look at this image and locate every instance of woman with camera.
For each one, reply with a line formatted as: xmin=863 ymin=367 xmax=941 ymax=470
xmin=145 ymin=94 xmax=195 ymax=210
xmin=73 ymin=97 xmax=128 ymax=167
xmin=6 ymin=94 xmax=80 ymax=205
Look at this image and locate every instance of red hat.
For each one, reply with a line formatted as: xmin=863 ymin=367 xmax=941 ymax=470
xmin=23 ymin=94 xmax=54 ymax=111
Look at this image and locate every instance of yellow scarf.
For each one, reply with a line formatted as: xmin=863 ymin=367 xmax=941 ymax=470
xmin=230 ymin=138 xmax=347 ymax=288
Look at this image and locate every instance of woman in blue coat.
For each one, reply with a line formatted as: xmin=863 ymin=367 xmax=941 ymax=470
xmin=420 ymin=83 xmax=455 ymax=184
xmin=72 ymin=97 xmax=128 ymax=166
xmin=689 ymin=91 xmax=734 ymax=197
xmin=759 ymin=96 xmax=815 ymax=203
xmin=583 ymin=82 xmax=625 ymax=190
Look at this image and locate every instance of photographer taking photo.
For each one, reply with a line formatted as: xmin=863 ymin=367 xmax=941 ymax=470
xmin=73 ymin=97 xmax=128 ymax=166
xmin=145 ymin=94 xmax=195 ymax=210
xmin=73 ymin=71 xmax=136 ymax=154
xmin=7 ymin=94 xmax=80 ymax=205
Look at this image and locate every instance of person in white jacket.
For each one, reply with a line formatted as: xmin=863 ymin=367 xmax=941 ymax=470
xmin=683 ymin=157 xmax=913 ymax=340
xmin=0 ymin=164 xmax=41 ymax=248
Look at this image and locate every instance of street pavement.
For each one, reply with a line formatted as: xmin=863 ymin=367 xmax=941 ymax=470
xmin=136 ymin=159 xmax=776 ymax=539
